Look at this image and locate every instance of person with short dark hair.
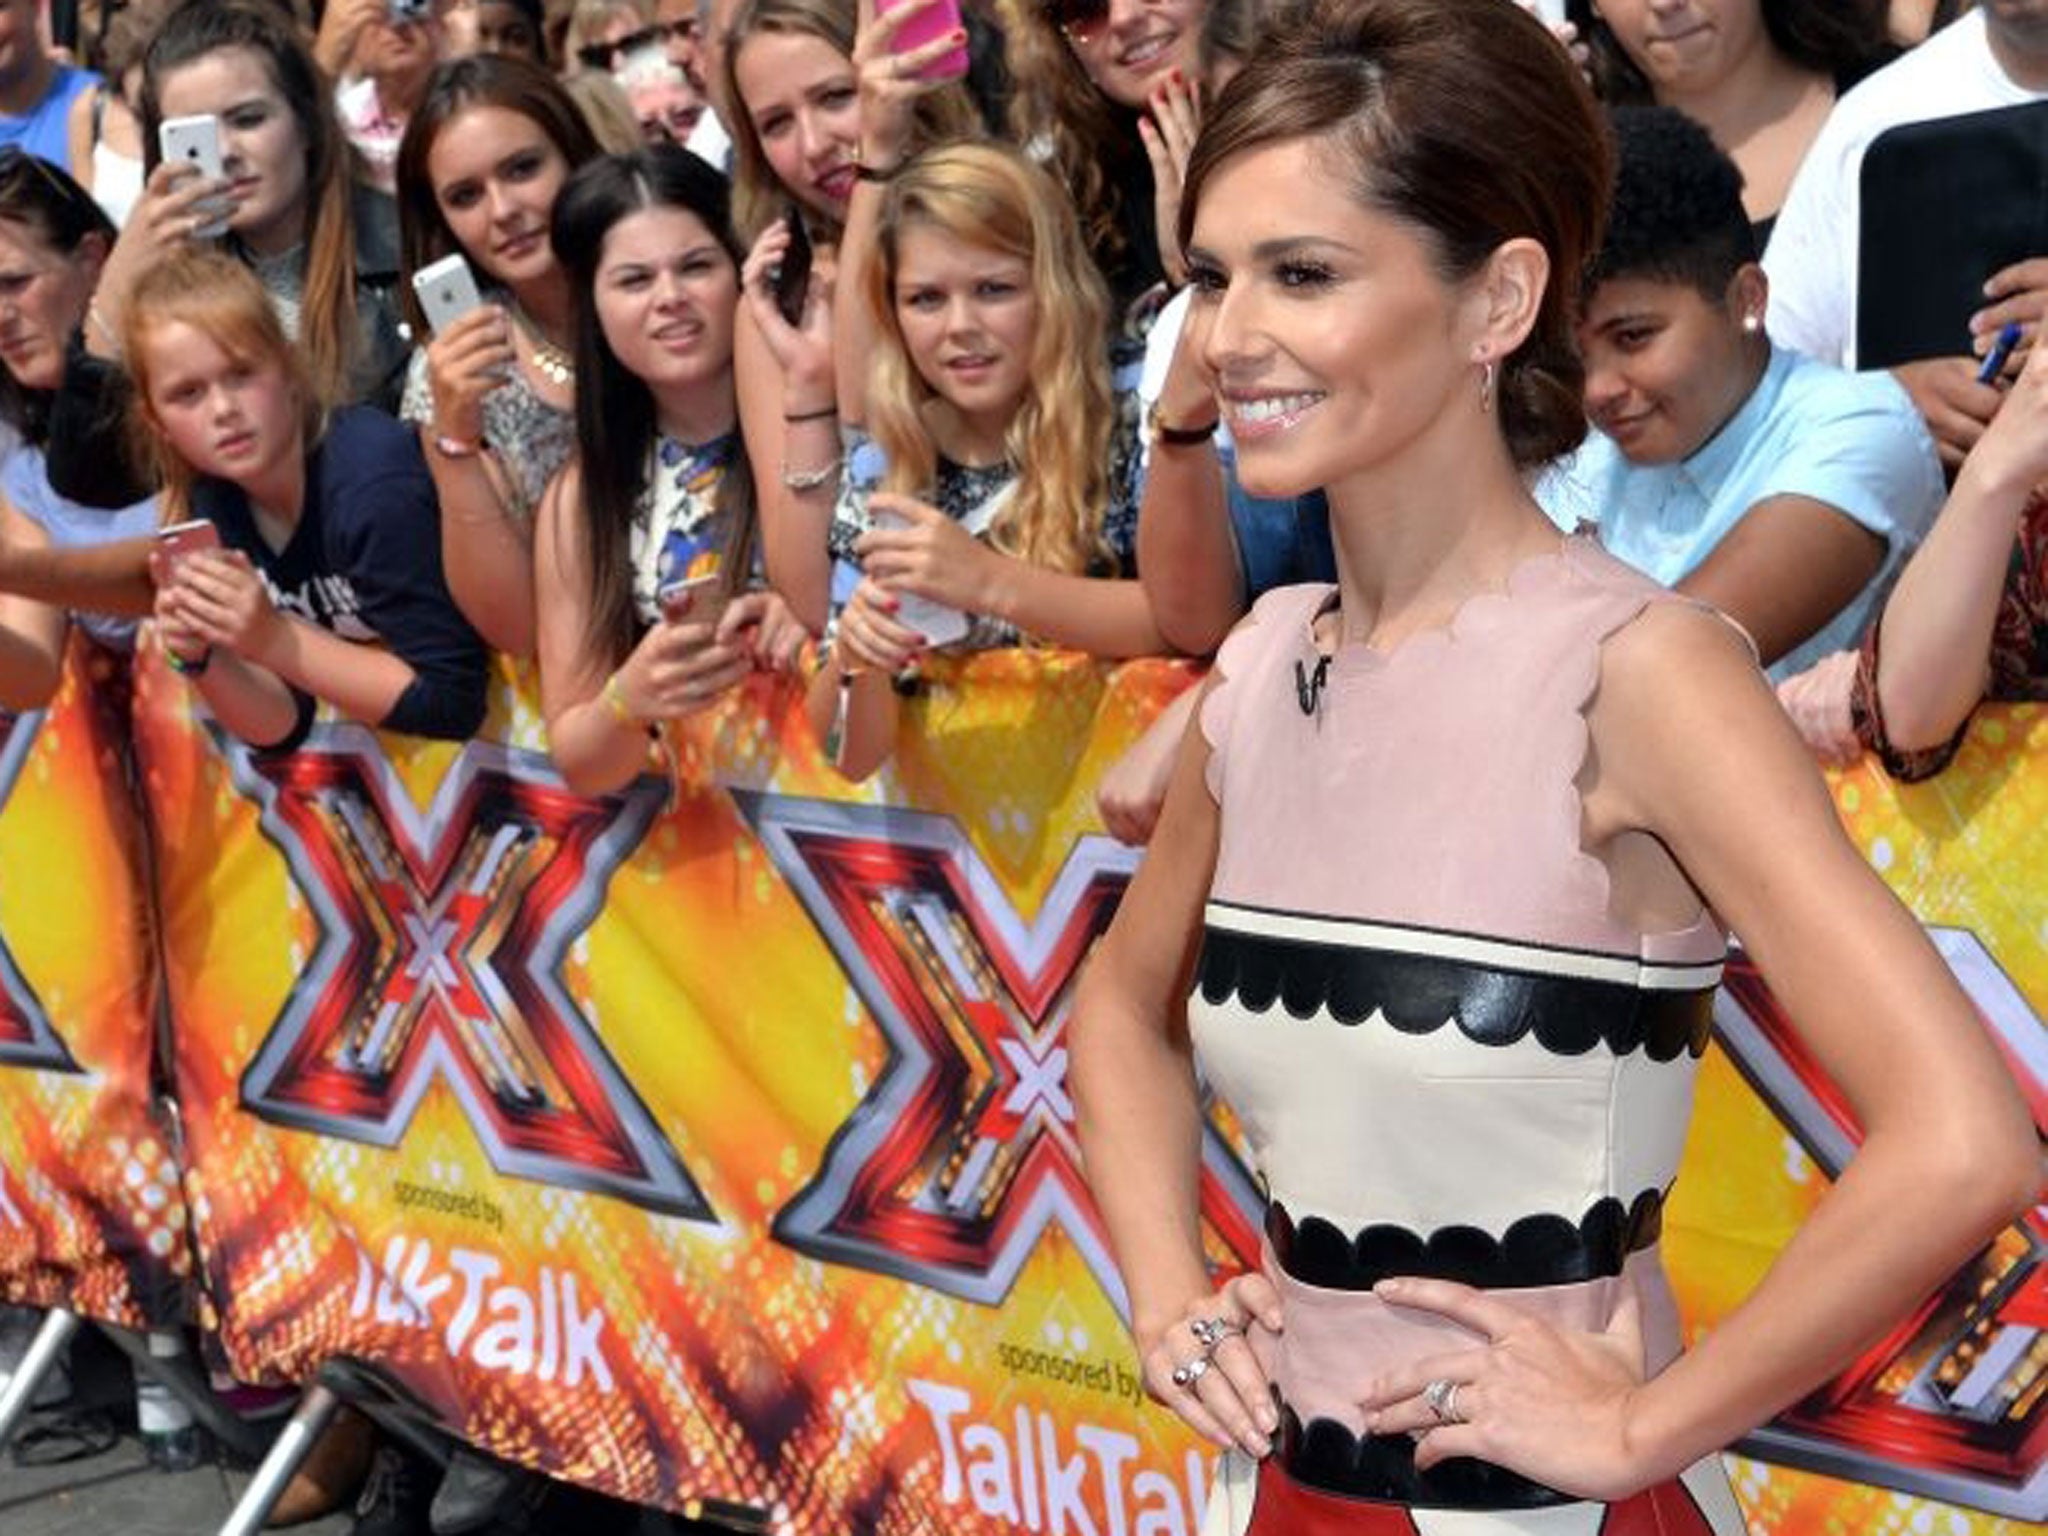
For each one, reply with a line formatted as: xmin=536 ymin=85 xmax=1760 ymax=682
xmin=1539 ymin=105 xmax=1942 ymax=679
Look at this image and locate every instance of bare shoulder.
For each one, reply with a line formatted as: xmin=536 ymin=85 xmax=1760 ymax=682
xmin=1588 ymin=596 xmax=1820 ymax=835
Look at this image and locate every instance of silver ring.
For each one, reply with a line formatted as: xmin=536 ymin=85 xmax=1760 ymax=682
xmin=1188 ymin=1316 xmax=1241 ymax=1352
xmin=1170 ymin=1356 xmax=1212 ymax=1389
xmin=1423 ymin=1377 xmax=1465 ymax=1425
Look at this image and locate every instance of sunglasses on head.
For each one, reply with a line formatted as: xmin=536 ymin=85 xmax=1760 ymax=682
xmin=1041 ymin=0 xmax=1108 ymax=42
xmin=577 ymin=19 xmax=695 ymax=70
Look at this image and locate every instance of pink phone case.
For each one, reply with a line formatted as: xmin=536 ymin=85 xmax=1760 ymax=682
xmin=877 ymin=0 xmax=969 ymax=83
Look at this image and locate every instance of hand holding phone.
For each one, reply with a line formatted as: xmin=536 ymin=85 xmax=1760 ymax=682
xmin=876 ymin=0 xmax=969 ymax=83
xmin=411 ymin=252 xmax=487 ymax=335
xmin=156 ymin=518 xmax=222 ymax=576
xmin=157 ymin=115 xmax=231 ymax=240
xmin=657 ymin=572 xmax=731 ymax=633
xmin=772 ymin=205 xmax=814 ymax=329
xmin=870 ymin=506 xmax=970 ymax=646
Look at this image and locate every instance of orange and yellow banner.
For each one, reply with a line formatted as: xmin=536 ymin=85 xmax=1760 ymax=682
xmin=0 ymin=641 xmax=189 ymax=1332
xmin=110 ymin=651 xmax=2048 ymax=1533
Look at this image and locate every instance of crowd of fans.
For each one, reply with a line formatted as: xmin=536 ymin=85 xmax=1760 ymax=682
xmin=0 ymin=0 xmax=2044 ymax=1528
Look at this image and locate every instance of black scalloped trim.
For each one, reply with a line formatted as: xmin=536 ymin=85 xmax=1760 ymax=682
xmin=1268 ymin=1190 xmax=1664 ymax=1290
xmin=1277 ymin=1400 xmax=1569 ymax=1509
xmin=1194 ymin=926 xmax=1713 ymax=1060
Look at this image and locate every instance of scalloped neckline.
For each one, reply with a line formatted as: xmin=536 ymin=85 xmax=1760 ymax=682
xmin=1304 ymin=534 xmax=1592 ymax=670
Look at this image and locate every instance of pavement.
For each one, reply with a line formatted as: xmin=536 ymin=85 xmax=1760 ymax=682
xmin=0 ymin=1328 xmax=691 ymax=1536
xmin=0 ymin=1326 xmax=353 ymax=1536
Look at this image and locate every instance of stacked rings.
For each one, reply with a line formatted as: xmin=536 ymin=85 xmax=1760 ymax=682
xmin=1170 ymin=1315 xmax=1245 ymax=1390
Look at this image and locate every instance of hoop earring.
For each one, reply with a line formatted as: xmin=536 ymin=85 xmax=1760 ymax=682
xmin=1479 ymin=358 xmax=1497 ymax=412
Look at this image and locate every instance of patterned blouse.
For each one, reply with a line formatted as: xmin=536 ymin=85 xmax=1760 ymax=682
xmin=1852 ymin=488 xmax=2048 ymax=781
xmin=399 ymin=309 xmax=578 ymax=530
xmin=628 ymin=433 xmax=741 ymax=628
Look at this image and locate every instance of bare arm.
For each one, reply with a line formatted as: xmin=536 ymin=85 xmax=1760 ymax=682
xmin=1136 ymin=437 xmax=1242 ymax=655
xmin=535 ymin=464 xmax=662 ymax=796
xmin=1606 ymin=608 xmax=2034 ymax=1482
xmin=1135 ymin=324 xmax=1241 ymax=655
xmin=418 ymin=309 xmax=535 ymax=656
xmin=1870 ymin=336 xmax=2048 ymax=751
xmin=1395 ymin=605 xmax=2040 ymax=1498
xmin=0 ymin=507 xmax=66 ymax=712
xmin=736 ymin=303 xmax=835 ymax=632
xmin=1072 ymin=679 xmax=1223 ymax=1348
xmin=858 ymin=493 xmax=1169 ymax=659
xmin=534 ymin=463 xmax=753 ymax=796
xmin=0 ymin=496 xmax=153 ymax=617
xmin=66 ymin=85 xmax=96 ymax=196
xmin=1674 ymin=492 xmax=1883 ymax=667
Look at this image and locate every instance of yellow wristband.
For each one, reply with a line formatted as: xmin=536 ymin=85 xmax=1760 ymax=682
xmin=601 ymin=673 xmax=636 ymax=726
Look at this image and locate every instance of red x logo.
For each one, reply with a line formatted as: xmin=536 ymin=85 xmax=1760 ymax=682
xmin=232 ymin=728 xmax=711 ymax=1219
xmin=740 ymin=794 xmax=1262 ymax=1309
xmin=1716 ymin=931 xmax=2048 ymax=1518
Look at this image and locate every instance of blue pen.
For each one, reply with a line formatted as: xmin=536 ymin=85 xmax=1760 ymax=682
xmin=1978 ymin=321 xmax=2022 ymax=384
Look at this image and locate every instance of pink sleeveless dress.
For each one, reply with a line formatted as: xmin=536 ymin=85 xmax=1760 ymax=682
xmin=1188 ymin=536 xmax=1750 ymax=1536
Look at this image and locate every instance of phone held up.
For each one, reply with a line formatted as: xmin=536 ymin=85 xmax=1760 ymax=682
xmin=772 ymin=204 xmax=813 ymax=329
xmin=410 ymin=252 xmax=487 ymax=336
xmin=156 ymin=518 xmax=221 ymax=573
xmin=877 ymin=0 xmax=970 ymax=83
xmin=157 ymin=115 xmax=231 ymax=240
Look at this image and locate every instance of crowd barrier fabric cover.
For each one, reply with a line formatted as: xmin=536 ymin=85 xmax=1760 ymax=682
xmin=132 ymin=651 xmax=2048 ymax=1535
xmin=0 ymin=640 xmax=189 ymax=1332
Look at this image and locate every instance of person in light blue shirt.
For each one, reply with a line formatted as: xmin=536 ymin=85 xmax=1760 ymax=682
xmin=1537 ymin=106 xmax=1943 ymax=682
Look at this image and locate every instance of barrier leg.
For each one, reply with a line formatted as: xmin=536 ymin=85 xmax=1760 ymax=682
xmin=102 ymin=1324 xmax=271 ymax=1463
xmin=214 ymin=1385 xmax=342 ymax=1536
xmin=0 ymin=1308 xmax=80 ymax=1451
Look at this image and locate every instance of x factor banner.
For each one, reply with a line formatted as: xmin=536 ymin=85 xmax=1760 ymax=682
xmin=131 ymin=643 xmax=2046 ymax=1535
xmin=0 ymin=639 xmax=188 ymax=1331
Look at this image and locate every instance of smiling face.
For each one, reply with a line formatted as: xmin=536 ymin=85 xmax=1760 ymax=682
xmin=426 ymin=103 xmax=571 ymax=289
xmin=1062 ymin=0 xmax=1207 ymax=110
xmin=891 ymin=223 xmax=1037 ymax=441
xmin=1594 ymin=0 xmax=1767 ymax=99
xmin=137 ymin=318 xmax=302 ymax=488
xmin=1184 ymin=138 xmax=1486 ymax=500
xmin=730 ymin=31 xmax=860 ymax=221
xmin=1577 ymin=271 xmax=1760 ymax=464
xmin=155 ymin=46 xmax=309 ymax=255
xmin=593 ymin=203 xmax=739 ymax=407
xmin=0 ymin=217 xmax=102 ymax=392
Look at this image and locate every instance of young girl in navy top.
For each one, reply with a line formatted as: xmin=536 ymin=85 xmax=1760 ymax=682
xmin=137 ymin=251 xmax=487 ymax=750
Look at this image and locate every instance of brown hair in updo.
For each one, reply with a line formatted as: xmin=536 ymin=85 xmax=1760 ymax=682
xmin=1180 ymin=0 xmax=1613 ymax=470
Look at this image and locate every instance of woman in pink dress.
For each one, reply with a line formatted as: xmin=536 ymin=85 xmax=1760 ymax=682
xmin=1070 ymin=0 xmax=2039 ymax=1532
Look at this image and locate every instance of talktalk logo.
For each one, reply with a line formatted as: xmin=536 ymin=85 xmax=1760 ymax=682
xmin=229 ymin=728 xmax=714 ymax=1220
xmin=1716 ymin=930 xmax=2048 ymax=1519
xmin=737 ymin=794 xmax=1262 ymax=1309
xmin=0 ymin=712 xmax=79 ymax=1075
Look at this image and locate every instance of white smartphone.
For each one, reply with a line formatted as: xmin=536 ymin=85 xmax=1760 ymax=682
xmin=870 ymin=507 xmax=970 ymax=647
xmin=157 ymin=114 xmax=229 ymax=239
xmin=410 ymin=252 xmax=486 ymax=335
